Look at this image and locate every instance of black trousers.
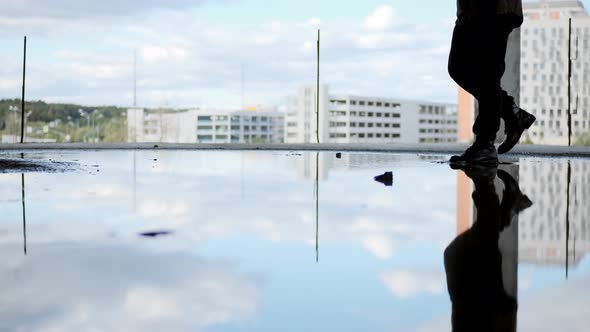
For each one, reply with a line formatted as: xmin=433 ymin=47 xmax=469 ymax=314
xmin=448 ymin=19 xmax=516 ymax=141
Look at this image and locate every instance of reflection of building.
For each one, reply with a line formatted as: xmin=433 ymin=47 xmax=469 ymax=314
xmin=520 ymin=0 xmax=590 ymax=145
xmin=127 ymin=108 xmax=284 ymax=143
xmin=455 ymin=160 xmax=590 ymax=267
xmin=518 ymin=160 xmax=590 ymax=266
xmin=285 ymin=85 xmax=458 ymax=144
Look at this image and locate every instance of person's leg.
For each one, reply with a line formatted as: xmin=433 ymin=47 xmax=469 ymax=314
xmin=473 ymin=20 xmax=506 ymax=143
xmin=448 ymin=24 xmax=479 ymax=97
xmin=449 ymin=21 xmax=502 ymax=165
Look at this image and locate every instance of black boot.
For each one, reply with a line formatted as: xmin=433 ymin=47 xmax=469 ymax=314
xmin=498 ymin=106 xmax=536 ymax=154
xmin=450 ymin=138 xmax=498 ymax=166
xmin=497 ymin=169 xmax=533 ymax=230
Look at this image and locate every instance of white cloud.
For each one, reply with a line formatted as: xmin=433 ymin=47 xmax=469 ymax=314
xmin=381 ymin=269 xmax=446 ymax=298
xmin=363 ymin=5 xmax=400 ymax=31
xmin=0 ymin=0 xmax=209 ymax=18
xmin=0 ymin=243 xmax=260 ymax=332
xmin=0 ymin=4 xmax=456 ymax=108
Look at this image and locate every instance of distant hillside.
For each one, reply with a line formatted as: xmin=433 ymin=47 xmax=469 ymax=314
xmin=0 ymin=99 xmax=126 ymax=124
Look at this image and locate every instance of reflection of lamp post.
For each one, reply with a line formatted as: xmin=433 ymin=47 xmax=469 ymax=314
xmin=94 ymin=111 xmax=103 ymax=143
xmin=23 ymin=110 xmax=31 ymax=142
xmin=9 ymin=105 xmax=18 ymax=142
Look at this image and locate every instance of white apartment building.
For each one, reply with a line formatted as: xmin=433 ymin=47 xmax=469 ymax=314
xmin=285 ymin=85 xmax=458 ymax=144
xmin=127 ymin=108 xmax=284 ymax=144
xmin=127 ymin=108 xmax=196 ymax=143
xmin=521 ymin=0 xmax=590 ymax=145
xmin=195 ymin=109 xmax=284 ymax=144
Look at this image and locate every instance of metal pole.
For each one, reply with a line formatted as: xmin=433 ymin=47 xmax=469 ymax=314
xmin=21 ymin=36 xmax=27 ymax=144
xmin=133 ymin=49 xmax=137 ymax=107
xmin=316 ymin=30 xmax=320 ymax=144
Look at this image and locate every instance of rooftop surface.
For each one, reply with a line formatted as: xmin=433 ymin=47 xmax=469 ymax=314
xmin=2 ymin=142 xmax=590 ymax=158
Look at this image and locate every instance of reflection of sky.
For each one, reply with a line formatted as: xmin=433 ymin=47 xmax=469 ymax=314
xmin=0 ymin=151 xmax=589 ymax=331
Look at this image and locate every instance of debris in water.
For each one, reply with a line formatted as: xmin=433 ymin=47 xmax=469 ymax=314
xmin=374 ymin=172 xmax=394 ymax=187
xmin=140 ymin=230 xmax=173 ymax=238
xmin=336 ymin=152 xmax=342 ymax=159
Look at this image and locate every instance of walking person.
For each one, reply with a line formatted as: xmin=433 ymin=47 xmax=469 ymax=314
xmin=449 ymin=0 xmax=536 ymax=166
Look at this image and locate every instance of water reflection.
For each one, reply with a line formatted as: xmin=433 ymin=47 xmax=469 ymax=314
xmin=0 ymin=151 xmax=588 ymax=331
xmin=445 ymin=165 xmax=532 ymax=331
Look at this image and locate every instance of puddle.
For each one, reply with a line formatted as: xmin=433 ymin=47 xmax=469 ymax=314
xmin=0 ymin=150 xmax=588 ymax=331
xmin=0 ymin=158 xmax=78 ymax=173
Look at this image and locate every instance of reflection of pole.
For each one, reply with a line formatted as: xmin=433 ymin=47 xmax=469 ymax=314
xmin=241 ymin=153 xmax=245 ymax=200
xmin=21 ymin=173 xmax=27 ymax=256
xmin=566 ymin=161 xmax=571 ymax=279
xmin=21 ymin=153 xmax=27 ymax=256
xmin=133 ymin=150 xmax=137 ymax=212
xmin=567 ymin=18 xmax=572 ymax=146
xmin=315 ymin=152 xmax=319 ymax=263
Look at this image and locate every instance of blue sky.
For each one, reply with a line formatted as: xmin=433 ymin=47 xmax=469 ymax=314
xmin=0 ymin=0 xmax=588 ymax=108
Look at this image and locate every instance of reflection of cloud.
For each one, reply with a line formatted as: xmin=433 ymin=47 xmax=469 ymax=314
xmin=381 ymin=270 xmax=445 ymax=298
xmin=0 ymin=151 xmax=457 ymax=260
xmin=519 ymin=275 xmax=590 ymax=332
xmin=0 ymin=244 xmax=260 ymax=332
xmin=362 ymin=236 xmax=397 ymax=260
xmin=416 ymin=273 xmax=590 ymax=332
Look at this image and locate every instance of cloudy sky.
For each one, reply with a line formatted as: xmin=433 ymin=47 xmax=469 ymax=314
xmin=0 ymin=0 xmax=475 ymax=109
xmin=1 ymin=1 xmax=590 ymax=109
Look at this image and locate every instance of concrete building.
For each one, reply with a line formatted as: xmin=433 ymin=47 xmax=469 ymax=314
xmin=127 ymin=108 xmax=284 ymax=144
xmin=520 ymin=0 xmax=590 ymax=145
xmin=195 ymin=108 xmax=284 ymax=144
xmin=127 ymin=108 xmax=196 ymax=143
xmin=285 ymin=85 xmax=458 ymax=144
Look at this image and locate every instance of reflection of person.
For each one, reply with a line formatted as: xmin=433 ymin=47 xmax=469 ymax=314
xmin=444 ymin=166 xmax=532 ymax=331
xmin=449 ymin=0 xmax=536 ymax=166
